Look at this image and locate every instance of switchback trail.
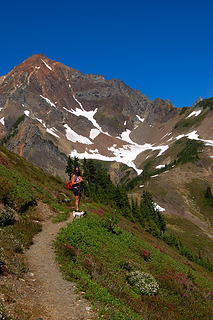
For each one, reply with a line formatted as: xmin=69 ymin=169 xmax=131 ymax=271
xmin=26 ymin=214 xmax=95 ymax=320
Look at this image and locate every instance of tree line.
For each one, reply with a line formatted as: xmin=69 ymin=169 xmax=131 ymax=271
xmin=66 ymin=156 xmax=166 ymax=236
xmin=66 ymin=156 xmax=213 ymax=273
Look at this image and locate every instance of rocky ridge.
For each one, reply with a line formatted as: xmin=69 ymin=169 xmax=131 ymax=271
xmin=0 ymin=54 xmax=212 ymax=178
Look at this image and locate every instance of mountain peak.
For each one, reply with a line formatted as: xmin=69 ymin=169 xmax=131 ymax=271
xmin=16 ymin=54 xmax=54 ymax=70
xmin=26 ymin=53 xmax=48 ymax=60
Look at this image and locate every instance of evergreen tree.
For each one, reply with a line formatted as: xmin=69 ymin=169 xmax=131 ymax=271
xmin=65 ymin=156 xmax=79 ymax=179
xmin=139 ymin=191 xmax=166 ymax=235
xmin=113 ymin=185 xmax=130 ymax=214
xmin=130 ymin=198 xmax=141 ymax=222
xmin=83 ymin=159 xmax=97 ymax=183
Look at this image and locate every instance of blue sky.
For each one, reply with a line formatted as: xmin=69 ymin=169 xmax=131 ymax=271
xmin=1 ymin=0 xmax=212 ymax=107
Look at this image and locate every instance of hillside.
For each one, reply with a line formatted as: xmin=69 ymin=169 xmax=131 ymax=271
xmin=121 ymin=131 xmax=213 ymax=260
xmin=0 ymin=146 xmax=213 ymax=320
xmin=0 ymin=145 xmax=75 ymax=318
xmin=56 ymin=210 xmax=213 ymax=320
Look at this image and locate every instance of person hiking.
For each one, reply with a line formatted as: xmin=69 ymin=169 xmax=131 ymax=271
xmin=71 ymin=167 xmax=83 ymax=211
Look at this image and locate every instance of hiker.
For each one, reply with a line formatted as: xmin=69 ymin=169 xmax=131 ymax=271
xmin=71 ymin=167 xmax=83 ymax=211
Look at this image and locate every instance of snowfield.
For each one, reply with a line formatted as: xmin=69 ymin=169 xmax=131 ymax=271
xmin=64 ymin=124 xmax=92 ymax=145
xmin=0 ymin=117 xmax=5 ymax=125
xmin=186 ymin=110 xmax=202 ymax=118
xmin=176 ymin=130 xmax=213 ymax=147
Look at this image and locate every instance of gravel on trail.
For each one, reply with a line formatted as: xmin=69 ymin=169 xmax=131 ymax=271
xmin=26 ymin=214 xmax=95 ymax=320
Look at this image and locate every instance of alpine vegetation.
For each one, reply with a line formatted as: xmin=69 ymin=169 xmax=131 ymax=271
xmin=127 ymin=271 xmax=159 ymax=296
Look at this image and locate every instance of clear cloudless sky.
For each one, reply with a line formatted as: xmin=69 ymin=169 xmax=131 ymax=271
xmin=0 ymin=0 xmax=213 ymax=107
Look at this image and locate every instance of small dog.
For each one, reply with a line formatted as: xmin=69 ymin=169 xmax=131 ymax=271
xmin=73 ymin=211 xmax=86 ymax=219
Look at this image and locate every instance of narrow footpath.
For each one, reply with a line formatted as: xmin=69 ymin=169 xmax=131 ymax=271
xmin=25 ymin=214 xmax=95 ymax=320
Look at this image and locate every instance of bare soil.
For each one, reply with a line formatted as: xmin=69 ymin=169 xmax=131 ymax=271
xmin=23 ymin=214 xmax=96 ymax=320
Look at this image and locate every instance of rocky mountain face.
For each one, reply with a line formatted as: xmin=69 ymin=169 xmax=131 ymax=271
xmin=0 ymin=54 xmax=179 ymax=175
xmin=0 ymin=54 xmax=212 ymax=176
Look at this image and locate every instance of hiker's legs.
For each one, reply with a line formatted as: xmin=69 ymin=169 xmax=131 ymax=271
xmin=74 ymin=195 xmax=79 ymax=211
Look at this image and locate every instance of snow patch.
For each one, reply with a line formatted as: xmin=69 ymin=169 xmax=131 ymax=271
xmin=36 ymin=118 xmax=46 ymax=128
xmin=151 ymin=174 xmax=159 ymax=178
xmin=72 ymin=94 xmax=84 ymax=111
xmin=186 ymin=110 xmax=202 ymax=118
xmin=64 ymin=124 xmax=93 ymax=145
xmin=161 ymin=132 xmax=172 ymax=140
xmin=124 ymin=120 xmax=127 ymax=126
xmin=175 ymin=130 xmax=213 ymax=147
xmin=71 ymin=137 xmax=168 ymax=175
xmin=88 ymin=149 xmax=99 ymax=154
xmin=63 ymin=107 xmax=72 ymax=113
xmin=120 ymin=129 xmax=134 ymax=144
xmin=41 ymin=59 xmax=52 ymax=70
xmin=139 ymin=185 xmax=144 ymax=188
xmin=156 ymin=165 xmax=165 ymax=169
xmin=24 ymin=110 xmax=30 ymax=116
xmin=0 ymin=117 xmax=5 ymax=125
xmin=157 ymin=146 xmax=169 ymax=156
xmin=89 ymin=128 xmax=100 ymax=140
xmin=46 ymin=128 xmax=59 ymax=138
xmin=67 ymin=83 xmax=110 ymax=135
xmin=136 ymin=115 xmax=145 ymax=122
xmin=154 ymin=203 xmax=165 ymax=212
xmin=67 ymin=100 xmax=169 ymax=174
xmin=40 ymin=95 xmax=57 ymax=108
xmin=202 ymin=139 xmax=213 ymax=147
xmin=71 ymin=106 xmax=102 ymax=128
xmin=70 ymin=149 xmax=141 ymax=174
xmin=176 ymin=134 xmax=185 ymax=140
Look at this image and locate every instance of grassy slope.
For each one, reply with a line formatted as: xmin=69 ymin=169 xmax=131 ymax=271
xmin=0 ymin=146 xmax=72 ymax=319
xmin=0 ymin=146 xmax=71 ymax=212
xmin=124 ymin=132 xmax=213 ymax=262
xmin=55 ymin=205 xmax=213 ymax=320
xmin=138 ymin=158 xmax=213 ymax=259
xmin=0 ymin=145 xmax=213 ymax=320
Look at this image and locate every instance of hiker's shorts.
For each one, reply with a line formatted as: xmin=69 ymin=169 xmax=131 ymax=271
xmin=72 ymin=184 xmax=81 ymax=196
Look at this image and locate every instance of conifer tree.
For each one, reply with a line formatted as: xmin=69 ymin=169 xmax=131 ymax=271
xmin=140 ymin=191 xmax=166 ymax=235
xmin=65 ymin=156 xmax=79 ymax=179
xmin=113 ymin=185 xmax=130 ymax=213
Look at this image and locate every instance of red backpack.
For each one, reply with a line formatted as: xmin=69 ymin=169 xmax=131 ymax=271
xmin=66 ymin=180 xmax=73 ymax=190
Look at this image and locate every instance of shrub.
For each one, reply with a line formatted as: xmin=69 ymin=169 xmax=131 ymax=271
xmin=102 ymin=213 xmax=122 ymax=235
xmin=0 ymin=207 xmax=16 ymax=226
xmin=176 ymin=139 xmax=203 ymax=164
xmin=127 ymin=271 xmax=159 ymax=296
xmin=141 ymin=249 xmax=151 ymax=261
xmin=174 ymin=113 xmax=205 ymax=131
xmin=119 ymin=261 xmax=133 ymax=272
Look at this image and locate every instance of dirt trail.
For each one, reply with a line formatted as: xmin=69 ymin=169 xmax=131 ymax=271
xmin=26 ymin=215 xmax=95 ymax=320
